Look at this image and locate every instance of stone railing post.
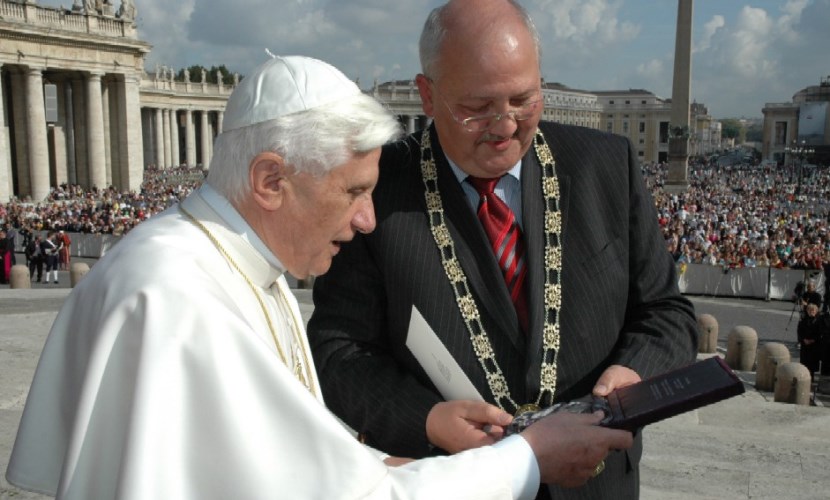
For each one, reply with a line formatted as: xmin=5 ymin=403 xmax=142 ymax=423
xmin=70 ymin=262 xmax=90 ymax=287
xmin=9 ymin=264 xmax=31 ymax=289
xmin=697 ymin=313 xmax=718 ymax=354
xmin=756 ymin=342 xmax=791 ymax=391
xmin=773 ymin=362 xmax=811 ymax=405
xmin=725 ymin=326 xmax=757 ymax=371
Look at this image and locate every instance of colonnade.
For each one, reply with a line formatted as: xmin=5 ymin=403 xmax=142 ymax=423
xmin=140 ymin=107 xmax=223 ymax=169
xmin=0 ymin=63 xmax=144 ymax=202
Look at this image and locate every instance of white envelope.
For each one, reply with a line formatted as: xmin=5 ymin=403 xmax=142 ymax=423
xmin=405 ymin=306 xmax=483 ymax=401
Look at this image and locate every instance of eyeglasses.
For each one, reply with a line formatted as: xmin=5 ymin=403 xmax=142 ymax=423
xmin=433 ymin=87 xmax=542 ymax=133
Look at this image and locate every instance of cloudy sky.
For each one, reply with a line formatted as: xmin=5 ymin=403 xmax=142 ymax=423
xmin=40 ymin=0 xmax=830 ymax=119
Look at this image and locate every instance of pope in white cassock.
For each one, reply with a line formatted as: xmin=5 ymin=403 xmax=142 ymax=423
xmin=6 ymin=55 xmax=631 ymax=500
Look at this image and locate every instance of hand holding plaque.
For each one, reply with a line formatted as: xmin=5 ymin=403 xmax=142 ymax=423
xmin=506 ymin=356 xmax=745 ymax=435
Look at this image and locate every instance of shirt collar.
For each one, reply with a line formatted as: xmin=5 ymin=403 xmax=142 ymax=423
xmin=184 ymin=184 xmax=285 ymax=287
xmin=445 ymin=154 xmax=522 ymax=184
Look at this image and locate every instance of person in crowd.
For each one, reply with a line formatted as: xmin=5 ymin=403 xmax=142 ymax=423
xmin=5 ymin=224 xmax=18 ymax=266
xmin=823 ymin=250 xmax=830 ymax=314
xmin=307 ymin=1 xmax=697 ymax=498
xmin=0 ymin=228 xmax=10 ymax=284
xmin=6 ymin=54 xmax=632 ymax=500
xmin=25 ymin=235 xmax=44 ymax=283
xmin=40 ymin=231 xmax=60 ymax=284
xmin=58 ymin=230 xmax=72 ymax=270
xmin=800 ymin=281 xmax=823 ymax=311
xmin=797 ymin=303 xmax=827 ymax=386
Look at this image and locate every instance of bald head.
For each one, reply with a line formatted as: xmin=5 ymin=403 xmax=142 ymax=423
xmin=419 ymin=0 xmax=541 ymax=81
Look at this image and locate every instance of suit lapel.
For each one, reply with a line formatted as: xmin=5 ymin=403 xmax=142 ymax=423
xmin=429 ymin=128 xmax=524 ymax=350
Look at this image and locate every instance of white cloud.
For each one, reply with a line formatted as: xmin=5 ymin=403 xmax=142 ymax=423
xmin=27 ymin=0 xmax=830 ymax=118
xmin=529 ymin=0 xmax=639 ymax=46
xmin=696 ymin=15 xmax=724 ymax=52
xmin=524 ymin=0 xmax=641 ymax=85
xmin=636 ymin=59 xmax=664 ymax=79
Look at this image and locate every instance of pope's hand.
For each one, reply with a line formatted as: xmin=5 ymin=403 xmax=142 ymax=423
xmin=384 ymin=456 xmax=415 ymax=467
xmin=520 ymin=411 xmax=633 ymax=487
xmin=426 ymin=400 xmax=513 ymax=453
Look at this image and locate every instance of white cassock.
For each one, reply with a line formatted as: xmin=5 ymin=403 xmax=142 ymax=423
xmin=6 ymin=185 xmax=538 ymax=500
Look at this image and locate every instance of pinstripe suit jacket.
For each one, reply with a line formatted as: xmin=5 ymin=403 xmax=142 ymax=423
xmin=309 ymin=122 xmax=697 ymax=499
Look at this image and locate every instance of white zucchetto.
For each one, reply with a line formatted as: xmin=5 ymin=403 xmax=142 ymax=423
xmin=222 ymin=54 xmax=361 ymax=132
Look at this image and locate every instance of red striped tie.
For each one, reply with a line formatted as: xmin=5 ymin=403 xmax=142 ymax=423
xmin=467 ymin=176 xmax=529 ymax=333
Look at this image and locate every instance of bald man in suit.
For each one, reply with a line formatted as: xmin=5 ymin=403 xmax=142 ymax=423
xmin=308 ymin=1 xmax=697 ymax=498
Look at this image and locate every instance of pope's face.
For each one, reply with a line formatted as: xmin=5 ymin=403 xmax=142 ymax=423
xmin=417 ymin=21 xmax=542 ymax=178
xmin=278 ymin=149 xmax=380 ymax=279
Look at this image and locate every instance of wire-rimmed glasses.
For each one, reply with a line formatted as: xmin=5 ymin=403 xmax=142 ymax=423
xmin=433 ymin=88 xmax=542 ymax=133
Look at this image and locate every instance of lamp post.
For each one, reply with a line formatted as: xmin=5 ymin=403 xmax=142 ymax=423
xmin=784 ymin=140 xmax=814 ymax=195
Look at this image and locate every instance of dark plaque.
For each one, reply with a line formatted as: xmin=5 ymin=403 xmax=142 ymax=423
xmin=506 ymin=357 xmax=745 ymax=435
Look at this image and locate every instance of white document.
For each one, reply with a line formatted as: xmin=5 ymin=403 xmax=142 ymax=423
xmin=406 ymin=306 xmax=483 ymax=401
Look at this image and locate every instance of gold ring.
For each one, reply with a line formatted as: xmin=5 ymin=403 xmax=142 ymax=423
xmin=591 ymin=459 xmax=605 ymax=478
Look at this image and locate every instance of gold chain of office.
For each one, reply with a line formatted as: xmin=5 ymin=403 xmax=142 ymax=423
xmin=418 ymin=128 xmax=563 ymax=415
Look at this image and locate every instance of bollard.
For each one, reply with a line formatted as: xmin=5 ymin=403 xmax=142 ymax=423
xmin=756 ymin=342 xmax=791 ymax=391
xmin=696 ymin=314 xmax=719 ymax=354
xmin=724 ymin=326 xmax=757 ymax=371
xmin=773 ymin=362 xmax=811 ymax=405
xmin=70 ymin=262 xmax=90 ymax=288
xmin=9 ymin=264 xmax=31 ymax=289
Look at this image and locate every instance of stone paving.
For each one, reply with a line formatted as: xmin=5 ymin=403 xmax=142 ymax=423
xmin=1 ymin=281 xmax=829 ymax=499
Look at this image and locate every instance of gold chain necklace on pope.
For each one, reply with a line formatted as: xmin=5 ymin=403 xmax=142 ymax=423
xmin=418 ymin=127 xmax=563 ymax=415
xmin=178 ymin=204 xmax=317 ymax=397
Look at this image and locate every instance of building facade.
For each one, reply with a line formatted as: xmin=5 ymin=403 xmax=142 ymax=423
xmin=371 ymin=83 xmax=718 ymax=166
xmin=762 ymin=75 xmax=830 ymax=165
xmin=1 ymin=0 xmax=719 ymax=203
xmin=0 ymin=0 xmax=230 ymax=203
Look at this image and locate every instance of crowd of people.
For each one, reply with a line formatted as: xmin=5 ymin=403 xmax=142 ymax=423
xmin=644 ymin=159 xmax=830 ymax=272
xmin=0 ymin=153 xmax=828 ymax=278
xmin=0 ymin=166 xmax=204 ymax=238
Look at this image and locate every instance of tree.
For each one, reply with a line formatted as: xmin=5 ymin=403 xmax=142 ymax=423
xmin=208 ymin=65 xmax=234 ymax=84
xmin=175 ymin=65 xmax=239 ymax=83
xmin=745 ymin=122 xmax=763 ymax=142
xmin=720 ymin=118 xmax=745 ymax=144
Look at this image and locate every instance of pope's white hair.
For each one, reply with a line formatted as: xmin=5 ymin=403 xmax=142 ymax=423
xmin=206 ymin=92 xmax=402 ymax=206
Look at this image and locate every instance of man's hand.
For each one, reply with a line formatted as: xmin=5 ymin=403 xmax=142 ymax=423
xmin=592 ymin=364 xmax=641 ymax=397
xmin=520 ymin=411 xmax=633 ymax=487
xmin=426 ymin=400 xmax=513 ymax=453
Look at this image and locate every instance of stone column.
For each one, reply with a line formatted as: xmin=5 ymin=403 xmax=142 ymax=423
xmin=154 ymin=108 xmax=164 ymax=167
xmin=115 ymin=73 xmax=144 ymax=192
xmin=51 ymin=80 xmax=69 ymax=186
xmin=208 ymin=118 xmax=214 ymax=162
xmin=0 ymin=64 xmax=11 ymax=202
xmin=162 ymin=108 xmax=171 ymax=168
xmin=11 ymin=72 xmax=30 ymax=197
xmin=102 ymin=78 xmax=113 ymax=186
xmin=217 ymin=110 xmax=224 ymax=135
xmin=407 ymin=115 xmax=416 ymax=134
xmin=200 ymin=110 xmax=210 ymax=167
xmin=26 ymin=66 xmax=51 ymax=201
xmin=141 ymin=108 xmax=153 ymax=169
xmin=665 ymin=0 xmax=693 ymax=192
xmin=64 ymin=82 xmax=77 ymax=185
xmin=86 ymin=71 xmax=107 ymax=189
xmin=170 ymin=109 xmax=180 ymax=167
xmin=185 ymin=109 xmax=196 ymax=166
xmin=72 ymin=78 xmax=89 ymax=187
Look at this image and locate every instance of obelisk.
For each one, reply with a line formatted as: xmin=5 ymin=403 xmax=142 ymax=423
xmin=665 ymin=0 xmax=693 ymax=192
